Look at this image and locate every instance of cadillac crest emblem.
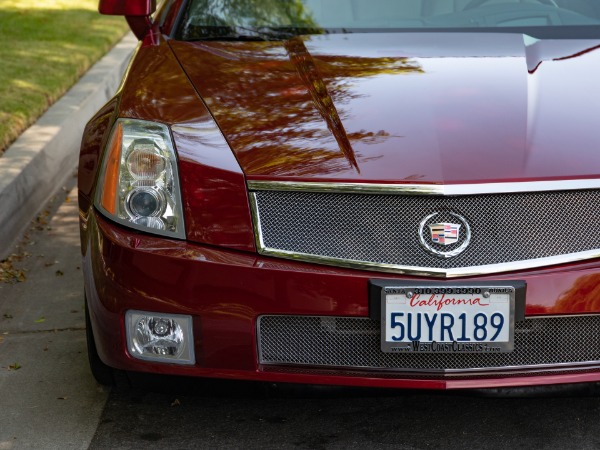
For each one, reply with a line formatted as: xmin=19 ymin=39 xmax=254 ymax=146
xmin=418 ymin=212 xmax=472 ymax=258
xmin=428 ymin=223 xmax=461 ymax=246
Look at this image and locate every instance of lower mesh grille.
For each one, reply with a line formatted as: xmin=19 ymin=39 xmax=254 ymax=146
xmin=258 ymin=315 xmax=600 ymax=372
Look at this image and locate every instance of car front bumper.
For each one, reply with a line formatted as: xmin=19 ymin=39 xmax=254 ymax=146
xmin=83 ymin=210 xmax=600 ymax=390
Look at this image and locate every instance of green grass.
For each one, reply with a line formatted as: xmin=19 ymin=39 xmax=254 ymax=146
xmin=0 ymin=0 xmax=130 ymax=154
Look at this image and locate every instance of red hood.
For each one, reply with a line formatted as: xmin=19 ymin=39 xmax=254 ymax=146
xmin=170 ymin=33 xmax=600 ymax=184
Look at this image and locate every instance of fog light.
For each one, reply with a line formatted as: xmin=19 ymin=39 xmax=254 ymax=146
xmin=126 ymin=311 xmax=195 ymax=365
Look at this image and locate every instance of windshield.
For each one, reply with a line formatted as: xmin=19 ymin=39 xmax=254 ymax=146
xmin=175 ymin=0 xmax=600 ymax=40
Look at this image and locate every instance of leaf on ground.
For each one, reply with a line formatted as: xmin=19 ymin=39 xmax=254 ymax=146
xmin=34 ymin=316 xmax=45 ymax=323
xmin=36 ymin=210 xmax=50 ymax=226
xmin=9 ymin=363 xmax=21 ymax=370
xmin=3 ymin=314 xmax=13 ymax=319
xmin=0 ymin=258 xmax=27 ymax=283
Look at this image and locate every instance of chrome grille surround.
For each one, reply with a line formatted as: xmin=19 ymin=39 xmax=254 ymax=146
xmin=248 ymin=181 xmax=600 ymax=277
xmin=257 ymin=315 xmax=600 ymax=374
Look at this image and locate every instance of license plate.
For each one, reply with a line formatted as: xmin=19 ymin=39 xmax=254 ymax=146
xmin=380 ymin=285 xmax=515 ymax=353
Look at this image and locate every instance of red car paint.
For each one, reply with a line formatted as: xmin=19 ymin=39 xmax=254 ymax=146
xmin=82 ymin=213 xmax=600 ymax=390
xmin=79 ymin=1 xmax=600 ymax=390
xmin=171 ymin=34 xmax=600 ymax=184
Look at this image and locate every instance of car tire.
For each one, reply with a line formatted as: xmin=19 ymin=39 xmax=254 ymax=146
xmin=85 ymin=296 xmax=122 ymax=386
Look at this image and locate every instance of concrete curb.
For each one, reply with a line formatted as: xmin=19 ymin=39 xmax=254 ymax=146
xmin=0 ymin=33 xmax=138 ymax=260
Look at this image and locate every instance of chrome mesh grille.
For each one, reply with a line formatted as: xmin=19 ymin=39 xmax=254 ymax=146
xmin=258 ymin=315 xmax=600 ymax=371
xmin=252 ymin=190 xmax=600 ymax=271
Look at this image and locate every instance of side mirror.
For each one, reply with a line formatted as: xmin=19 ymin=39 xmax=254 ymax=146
xmin=99 ymin=0 xmax=156 ymax=16
xmin=99 ymin=0 xmax=157 ymax=40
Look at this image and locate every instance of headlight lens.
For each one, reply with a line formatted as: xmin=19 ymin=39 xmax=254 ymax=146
xmin=95 ymin=119 xmax=185 ymax=239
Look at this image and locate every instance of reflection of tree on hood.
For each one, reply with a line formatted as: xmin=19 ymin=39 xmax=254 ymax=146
xmin=174 ymin=37 xmax=423 ymax=176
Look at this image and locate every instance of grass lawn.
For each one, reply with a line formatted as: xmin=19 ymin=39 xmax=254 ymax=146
xmin=0 ymin=0 xmax=130 ymax=155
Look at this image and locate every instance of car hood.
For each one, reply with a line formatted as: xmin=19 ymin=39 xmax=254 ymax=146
xmin=170 ymin=33 xmax=600 ymax=184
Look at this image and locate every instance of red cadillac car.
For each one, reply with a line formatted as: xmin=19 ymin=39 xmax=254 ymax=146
xmin=79 ymin=0 xmax=600 ymax=391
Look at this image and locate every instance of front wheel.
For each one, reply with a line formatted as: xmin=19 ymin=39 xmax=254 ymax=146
xmin=85 ymin=296 xmax=120 ymax=386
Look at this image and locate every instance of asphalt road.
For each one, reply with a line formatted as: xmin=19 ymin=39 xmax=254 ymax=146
xmin=2 ymin=181 xmax=600 ymax=450
xmin=90 ymin=378 xmax=600 ymax=450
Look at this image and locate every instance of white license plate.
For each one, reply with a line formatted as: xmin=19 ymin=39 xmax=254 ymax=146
xmin=381 ymin=286 xmax=515 ymax=353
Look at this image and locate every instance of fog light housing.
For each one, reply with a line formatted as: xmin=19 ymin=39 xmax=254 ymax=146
xmin=126 ymin=311 xmax=195 ymax=365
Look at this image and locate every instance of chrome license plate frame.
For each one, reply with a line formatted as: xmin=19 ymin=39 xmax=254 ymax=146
xmin=377 ymin=283 xmax=521 ymax=354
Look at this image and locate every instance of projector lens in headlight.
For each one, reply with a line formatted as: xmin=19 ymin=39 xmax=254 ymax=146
xmin=126 ymin=187 xmax=164 ymax=218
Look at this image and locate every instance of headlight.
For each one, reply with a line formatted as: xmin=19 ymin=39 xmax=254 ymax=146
xmin=95 ymin=119 xmax=185 ymax=239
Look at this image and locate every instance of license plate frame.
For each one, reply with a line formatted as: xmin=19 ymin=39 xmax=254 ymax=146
xmin=370 ymin=280 xmax=526 ymax=354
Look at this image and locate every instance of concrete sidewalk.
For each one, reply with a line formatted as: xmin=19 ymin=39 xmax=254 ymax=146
xmin=0 ymin=184 xmax=106 ymax=450
xmin=0 ymin=33 xmax=138 ymax=261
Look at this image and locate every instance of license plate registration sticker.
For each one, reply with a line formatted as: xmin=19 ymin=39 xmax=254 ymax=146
xmin=381 ymin=286 xmax=515 ymax=353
